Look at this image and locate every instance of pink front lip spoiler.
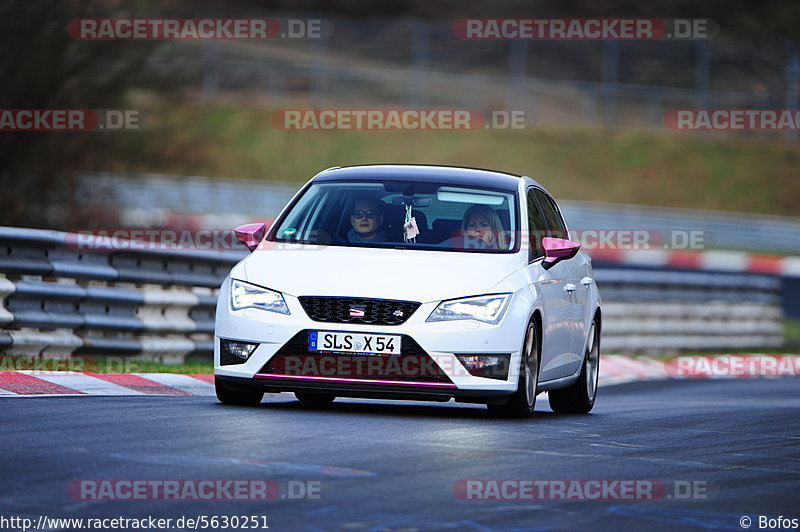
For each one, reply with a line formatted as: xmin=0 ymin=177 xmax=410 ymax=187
xmin=254 ymin=373 xmax=458 ymax=389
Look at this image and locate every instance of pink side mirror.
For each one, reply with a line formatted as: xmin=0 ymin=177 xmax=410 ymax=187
xmin=542 ymin=237 xmax=581 ymax=269
xmin=234 ymin=223 xmax=267 ymax=252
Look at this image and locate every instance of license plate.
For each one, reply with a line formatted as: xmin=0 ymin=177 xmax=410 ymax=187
xmin=308 ymin=331 xmax=402 ymax=355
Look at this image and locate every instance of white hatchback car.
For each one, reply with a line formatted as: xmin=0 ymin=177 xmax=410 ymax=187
xmin=215 ymin=165 xmax=601 ymax=417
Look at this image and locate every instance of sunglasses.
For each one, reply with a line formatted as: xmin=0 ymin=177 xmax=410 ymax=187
xmin=351 ymin=210 xmax=379 ymax=219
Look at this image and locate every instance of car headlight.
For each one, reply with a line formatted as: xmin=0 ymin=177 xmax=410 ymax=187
xmin=230 ymin=279 xmax=290 ymax=314
xmin=426 ymin=294 xmax=511 ymax=324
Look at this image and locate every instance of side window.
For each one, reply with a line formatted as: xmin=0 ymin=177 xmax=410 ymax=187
xmin=533 ymin=189 xmax=568 ymax=240
xmin=526 ymin=189 xmax=547 ymax=261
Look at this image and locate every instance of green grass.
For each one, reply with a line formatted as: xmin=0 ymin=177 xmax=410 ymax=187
xmin=784 ymin=319 xmax=800 ymax=350
xmin=104 ymin=97 xmax=800 ymax=217
xmin=0 ymin=355 xmax=212 ymax=374
xmin=107 ymin=359 xmax=213 ymax=374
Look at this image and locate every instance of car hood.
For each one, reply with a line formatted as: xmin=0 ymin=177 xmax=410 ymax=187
xmin=242 ymin=244 xmax=525 ymax=303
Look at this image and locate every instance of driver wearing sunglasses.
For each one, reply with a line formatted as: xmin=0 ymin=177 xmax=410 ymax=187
xmin=347 ymin=197 xmax=387 ymax=243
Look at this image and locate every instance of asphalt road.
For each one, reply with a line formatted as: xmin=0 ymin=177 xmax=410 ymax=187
xmin=1 ymin=379 xmax=799 ymax=532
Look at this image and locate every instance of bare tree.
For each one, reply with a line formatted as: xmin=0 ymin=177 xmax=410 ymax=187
xmin=0 ymin=0 xmax=158 ymax=228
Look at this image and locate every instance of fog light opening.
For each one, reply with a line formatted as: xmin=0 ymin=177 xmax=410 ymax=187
xmin=220 ymin=339 xmax=259 ymax=366
xmin=454 ymin=354 xmax=511 ymax=380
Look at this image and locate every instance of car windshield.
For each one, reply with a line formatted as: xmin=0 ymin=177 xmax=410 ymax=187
xmin=270 ymin=180 xmax=518 ymax=253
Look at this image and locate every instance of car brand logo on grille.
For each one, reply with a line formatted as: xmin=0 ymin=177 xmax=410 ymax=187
xmin=392 ymin=310 xmax=404 ymax=317
xmin=349 ymin=307 xmax=366 ymax=317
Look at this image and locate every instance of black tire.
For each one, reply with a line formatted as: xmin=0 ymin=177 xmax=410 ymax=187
xmin=295 ymin=391 xmax=336 ymax=406
xmin=215 ymin=378 xmax=264 ymax=406
xmin=549 ymin=317 xmax=600 ymax=414
xmin=487 ymin=321 xmax=540 ymax=419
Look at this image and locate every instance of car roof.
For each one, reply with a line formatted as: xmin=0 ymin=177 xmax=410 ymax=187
xmin=312 ymin=164 xmax=527 ymax=192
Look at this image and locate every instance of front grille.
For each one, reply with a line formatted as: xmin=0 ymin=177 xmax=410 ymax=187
xmin=260 ymin=330 xmax=452 ymax=383
xmin=298 ymin=296 xmax=420 ymax=326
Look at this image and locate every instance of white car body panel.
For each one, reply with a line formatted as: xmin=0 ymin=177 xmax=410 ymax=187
xmin=242 ymin=245 xmax=527 ymax=303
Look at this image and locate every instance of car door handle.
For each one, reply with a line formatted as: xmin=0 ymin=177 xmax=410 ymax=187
xmin=580 ymin=277 xmax=594 ymax=286
xmin=564 ymin=283 xmax=577 ymax=293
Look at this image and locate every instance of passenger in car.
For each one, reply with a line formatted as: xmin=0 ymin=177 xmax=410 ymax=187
xmin=347 ymin=197 xmax=388 ymax=243
xmin=461 ymin=205 xmax=508 ymax=250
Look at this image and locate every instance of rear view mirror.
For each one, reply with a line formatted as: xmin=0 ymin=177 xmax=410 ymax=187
xmin=234 ymin=223 xmax=267 ymax=252
xmin=541 ymin=237 xmax=581 ymax=269
xmin=391 ymin=196 xmax=432 ymax=207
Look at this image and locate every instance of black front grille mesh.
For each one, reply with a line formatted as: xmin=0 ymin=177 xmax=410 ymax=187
xmin=260 ymin=330 xmax=452 ymax=383
xmin=298 ymin=296 xmax=420 ymax=326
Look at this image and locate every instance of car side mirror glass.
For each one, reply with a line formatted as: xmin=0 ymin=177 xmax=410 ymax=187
xmin=541 ymin=237 xmax=581 ymax=269
xmin=234 ymin=223 xmax=267 ymax=252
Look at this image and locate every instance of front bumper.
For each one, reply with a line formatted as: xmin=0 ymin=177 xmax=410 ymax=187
xmin=214 ymin=283 xmax=531 ymax=399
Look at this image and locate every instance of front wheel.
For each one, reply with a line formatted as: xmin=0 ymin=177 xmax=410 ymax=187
xmin=215 ymin=378 xmax=264 ymax=406
xmin=549 ymin=317 xmax=599 ymax=414
xmin=487 ymin=321 xmax=540 ymax=419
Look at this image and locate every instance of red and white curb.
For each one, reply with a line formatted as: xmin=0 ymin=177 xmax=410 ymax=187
xmin=591 ymin=248 xmax=800 ymax=277
xmin=0 ymin=372 xmax=215 ymax=397
xmin=0 ymin=355 xmax=797 ymax=396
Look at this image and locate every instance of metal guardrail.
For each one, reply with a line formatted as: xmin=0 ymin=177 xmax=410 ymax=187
xmin=596 ymin=268 xmax=783 ymax=353
xmin=0 ymin=227 xmax=244 ymax=360
xmin=0 ymin=226 xmax=785 ymax=359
